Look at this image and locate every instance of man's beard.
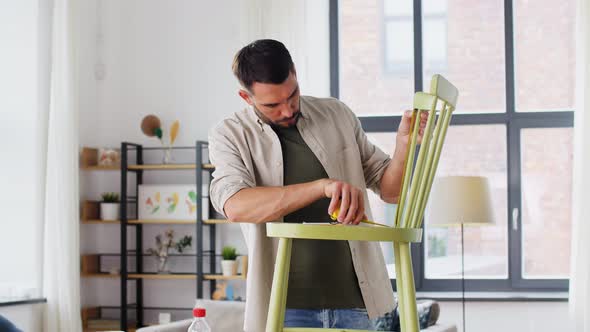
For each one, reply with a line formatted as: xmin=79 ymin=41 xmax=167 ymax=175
xmin=254 ymin=106 xmax=301 ymax=128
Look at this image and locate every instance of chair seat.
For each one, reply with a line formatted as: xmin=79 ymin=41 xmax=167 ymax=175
xmin=283 ymin=328 xmax=373 ymax=332
xmin=266 ymin=222 xmax=422 ymax=243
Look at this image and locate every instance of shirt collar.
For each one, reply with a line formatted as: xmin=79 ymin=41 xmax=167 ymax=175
xmin=247 ymin=97 xmax=308 ymax=133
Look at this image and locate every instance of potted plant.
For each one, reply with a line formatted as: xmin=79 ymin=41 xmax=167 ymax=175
xmin=147 ymin=229 xmax=192 ymax=274
xmin=100 ymin=192 xmax=120 ymax=220
xmin=221 ymin=246 xmax=238 ymax=276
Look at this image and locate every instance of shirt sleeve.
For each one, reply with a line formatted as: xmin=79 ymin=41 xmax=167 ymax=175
xmin=342 ymin=102 xmax=392 ymax=196
xmin=208 ymin=123 xmax=255 ymax=218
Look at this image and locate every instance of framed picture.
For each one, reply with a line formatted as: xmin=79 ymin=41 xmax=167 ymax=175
xmin=138 ymin=185 xmax=209 ymax=220
xmin=97 ymin=148 xmax=120 ymax=167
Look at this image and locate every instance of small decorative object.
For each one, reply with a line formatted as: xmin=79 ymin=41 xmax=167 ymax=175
xmin=109 ymin=267 xmax=120 ymax=275
xmin=97 ymin=148 xmax=120 ymax=167
xmin=221 ymin=246 xmax=238 ymax=276
xmin=140 ymin=115 xmax=181 ymax=164
xmin=158 ymin=312 xmax=172 ymax=324
xmin=211 ymin=282 xmax=227 ymax=300
xmin=211 ymin=282 xmax=235 ymax=301
xmin=225 ymin=283 xmax=234 ymax=301
xmin=146 ymin=229 xmax=192 ymax=274
xmin=165 ymin=120 xmax=180 ymax=163
xmin=141 ymin=114 xmax=163 ymax=140
xmin=100 ymin=192 xmax=120 ymax=221
xmin=139 ymin=185 xmax=209 ymax=220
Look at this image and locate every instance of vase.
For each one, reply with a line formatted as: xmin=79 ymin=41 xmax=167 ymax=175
xmin=221 ymin=260 xmax=238 ymax=276
xmin=100 ymin=203 xmax=120 ymax=220
xmin=156 ymin=256 xmax=170 ymax=274
xmin=162 ymin=146 xmax=173 ymax=164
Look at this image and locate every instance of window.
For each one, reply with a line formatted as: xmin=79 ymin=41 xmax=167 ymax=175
xmin=333 ymin=0 xmax=574 ymax=291
xmin=521 ymin=128 xmax=573 ymax=279
xmin=383 ymin=0 xmax=414 ymax=72
xmin=423 ymin=0 xmax=506 ymax=114
xmin=514 ymin=1 xmax=576 ymax=112
xmin=339 ymin=0 xmax=414 ymax=116
xmin=383 ymin=0 xmax=447 ymax=74
xmin=424 ymin=125 xmax=508 ymax=280
xmin=421 ymin=0 xmax=447 ymax=74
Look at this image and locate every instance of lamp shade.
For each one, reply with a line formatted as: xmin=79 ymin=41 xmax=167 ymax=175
xmin=425 ymin=176 xmax=495 ymax=227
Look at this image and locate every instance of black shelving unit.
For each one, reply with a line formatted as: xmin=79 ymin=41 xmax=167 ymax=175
xmin=118 ymin=140 xmax=220 ymax=331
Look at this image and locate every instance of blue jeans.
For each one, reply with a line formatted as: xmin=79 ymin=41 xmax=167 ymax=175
xmin=284 ymin=308 xmax=376 ymax=329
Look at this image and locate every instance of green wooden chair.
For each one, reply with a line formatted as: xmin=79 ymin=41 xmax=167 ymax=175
xmin=265 ymin=75 xmax=459 ymax=332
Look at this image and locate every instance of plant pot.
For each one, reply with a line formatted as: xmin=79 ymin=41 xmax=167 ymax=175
xmin=221 ymin=260 xmax=238 ymax=276
xmin=100 ymin=202 xmax=120 ymax=220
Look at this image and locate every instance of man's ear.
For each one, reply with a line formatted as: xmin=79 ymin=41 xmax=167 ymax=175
xmin=238 ymin=89 xmax=253 ymax=105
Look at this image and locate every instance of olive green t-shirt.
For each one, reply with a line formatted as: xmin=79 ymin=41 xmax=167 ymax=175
xmin=272 ymin=124 xmax=365 ymax=309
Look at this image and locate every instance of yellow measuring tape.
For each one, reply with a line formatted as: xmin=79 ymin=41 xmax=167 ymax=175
xmin=330 ymin=208 xmax=391 ymax=228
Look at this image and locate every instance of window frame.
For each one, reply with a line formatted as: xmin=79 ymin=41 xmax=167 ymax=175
xmin=329 ymin=0 xmax=572 ymax=292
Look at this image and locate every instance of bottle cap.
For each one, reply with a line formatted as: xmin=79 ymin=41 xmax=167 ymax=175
xmin=193 ymin=308 xmax=206 ymax=318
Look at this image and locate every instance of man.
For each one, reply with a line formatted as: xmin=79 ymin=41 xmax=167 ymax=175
xmin=209 ymin=39 xmax=427 ymax=331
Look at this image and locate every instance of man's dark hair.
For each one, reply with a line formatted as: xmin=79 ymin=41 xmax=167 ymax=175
xmin=232 ymin=39 xmax=295 ymax=92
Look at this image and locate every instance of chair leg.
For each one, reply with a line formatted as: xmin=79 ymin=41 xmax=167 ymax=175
xmin=266 ymin=237 xmax=293 ymax=332
xmin=394 ymin=242 xmax=408 ymax=332
xmin=399 ymin=242 xmax=419 ymax=332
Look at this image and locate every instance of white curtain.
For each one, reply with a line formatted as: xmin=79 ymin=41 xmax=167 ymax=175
xmin=238 ymin=0 xmax=331 ymax=97
xmin=570 ymin=0 xmax=590 ymax=331
xmin=43 ymin=0 xmax=82 ymax=330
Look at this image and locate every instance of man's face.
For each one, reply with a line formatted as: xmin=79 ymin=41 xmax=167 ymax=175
xmin=238 ymin=71 xmax=301 ymax=128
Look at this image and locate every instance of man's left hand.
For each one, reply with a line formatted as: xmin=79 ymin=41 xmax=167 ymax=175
xmin=394 ymin=110 xmax=429 ymax=159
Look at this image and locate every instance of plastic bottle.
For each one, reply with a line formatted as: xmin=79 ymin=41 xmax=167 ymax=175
xmin=187 ymin=308 xmax=211 ymax=332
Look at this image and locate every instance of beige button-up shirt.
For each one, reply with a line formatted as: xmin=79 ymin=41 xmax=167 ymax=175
xmin=208 ymin=95 xmax=396 ymax=332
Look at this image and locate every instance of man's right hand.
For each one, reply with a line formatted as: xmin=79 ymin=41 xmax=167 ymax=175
xmin=321 ymin=179 xmax=365 ymax=225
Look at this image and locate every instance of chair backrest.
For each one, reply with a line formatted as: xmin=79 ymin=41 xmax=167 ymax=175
xmin=394 ymin=74 xmax=458 ymax=229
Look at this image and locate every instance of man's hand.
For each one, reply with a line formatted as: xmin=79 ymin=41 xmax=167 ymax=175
xmin=322 ymin=179 xmax=365 ymax=225
xmin=379 ymin=110 xmax=429 ymax=204
xmin=396 ymin=110 xmax=429 ymax=150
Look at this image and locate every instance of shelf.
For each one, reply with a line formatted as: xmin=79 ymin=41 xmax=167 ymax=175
xmin=82 ymin=219 xmax=120 ymax=224
xmin=81 ymin=165 xmax=120 ymax=171
xmin=203 ymin=274 xmax=247 ymax=280
xmin=125 ymin=163 xmax=214 ymax=171
xmin=96 ymin=252 xmax=202 ymax=257
xmin=127 ymin=273 xmax=196 ymax=280
xmin=80 ymin=147 xmax=121 ymax=171
xmin=81 ymin=273 xmax=120 ymax=278
xmin=127 ymin=219 xmax=195 ymax=225
xmin=203 ymin=219 xmax=230 ymax=224
xmin=80 ymin=142 xmax=224 ymax=332
xmin=124 ymin=273 xmax=246 ymax=280
xmin=127 ymin=164 xmax=196 ymax=170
